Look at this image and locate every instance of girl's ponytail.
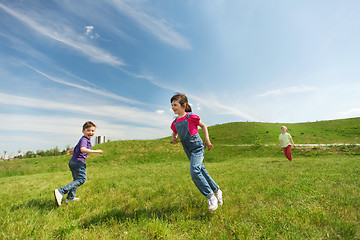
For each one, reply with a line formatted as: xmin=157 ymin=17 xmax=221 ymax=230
xmin=185 ymin=103 xmax=192 ymax=112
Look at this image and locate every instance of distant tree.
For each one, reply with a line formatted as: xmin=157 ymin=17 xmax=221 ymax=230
xmin=26 ymin=151 xmax=36 ymax=158
xmin=54 ymin=146 xmax=59 ymax=156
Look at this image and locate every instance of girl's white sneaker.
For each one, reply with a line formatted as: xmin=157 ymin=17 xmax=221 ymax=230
xmin=65 ymin=198 xmax=80 ymax=203
xmin=215 ymin=189 xmax=223 ymax=206
xmin=208 ymin=194 xmax=218 ymax=212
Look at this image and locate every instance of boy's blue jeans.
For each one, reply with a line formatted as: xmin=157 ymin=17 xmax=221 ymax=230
xmin=58 ymin=161 xmax=86 ymax=200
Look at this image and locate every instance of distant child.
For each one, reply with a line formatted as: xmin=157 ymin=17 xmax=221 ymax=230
xmin=170 ymin=93 xmax=223 ymax=212
xmin=279 ymin=126 xmax=296 ymax=161
xmin=54 ymin=121 xmax=103 ymax=206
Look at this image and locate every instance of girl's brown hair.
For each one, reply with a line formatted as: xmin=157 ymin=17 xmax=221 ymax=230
xmin=83 ymin=121 xmax=96 ymax=130
xmin=171 ymin=93 xmax=192 ymax=112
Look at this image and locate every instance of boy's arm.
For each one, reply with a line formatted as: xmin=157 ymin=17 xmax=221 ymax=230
xmin=171 ymin=132 xmax=179 ymax=144
xmin=279 ymin=139 xmax=283 ymax=148
xmin=290 ymin=138 xmax=296 ymax=148
xmin=80 ymin=147 xmax=103 ymax=154
xmin=66 ymin=150 xmax=74 ymax=155
xmin=199 ymin=120 xmax=213 ymax=151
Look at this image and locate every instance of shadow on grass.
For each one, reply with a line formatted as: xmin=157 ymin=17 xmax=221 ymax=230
xmin=81 ymin=204 xmax=214 ymax=228
xmin=269 ymin=160 xmax=283 ymax=163
xmin=12 ymin=198 xmax=57 ymax=211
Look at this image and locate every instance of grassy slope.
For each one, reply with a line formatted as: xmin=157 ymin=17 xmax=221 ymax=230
xmin=0 ymin=118 xmax=359 ymax=239
xmin=205 ymin=117 xmax=360 ymax=145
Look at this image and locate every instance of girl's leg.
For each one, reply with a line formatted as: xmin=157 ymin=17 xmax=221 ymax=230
xmin=200 ymin=164 xmax=219 ymax=193
xmin=190 ymin=152 xmax=214 ymax=199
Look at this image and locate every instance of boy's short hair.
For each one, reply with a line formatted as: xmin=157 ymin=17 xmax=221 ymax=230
xmin=83 ymin=121 xmax=96 ymax=130
xmin=281 ymin=126 xmax=287 ymax=130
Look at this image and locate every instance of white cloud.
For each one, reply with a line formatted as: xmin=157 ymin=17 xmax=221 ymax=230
xmin=254 ymin=86 xmax=316 ymax=98
xmin=0 ymin=93 xmax=171 ymax=128
xmin=85 ymin=26 xmax=94 ymax=35
xmin=156 ymin=110 xmax=165 ymax=114
xmin=90 ymin=33 xmax=100 ymax=39
xmin=0 ymin=3 xmax=123 ymax=66
xmin=196 ymin=103 xmax=201 ymax=111
xmin=108 ymin=0 xmax=192 ymax=49
xmin=0 ymin=114 xmax=171 ymax=153
xmin=339 ymin=108 xmax=360 ymax=117
xmin=189 ymin=93 xmax=259 ymax=121
xmin=84 ymin=25 xmax=100 ymax=39
xmin=25 ymin=64 xmax=141 ymax=105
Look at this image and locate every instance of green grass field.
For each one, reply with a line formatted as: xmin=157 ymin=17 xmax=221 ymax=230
xmin=0 ymin=119 xmax=359 ymax=239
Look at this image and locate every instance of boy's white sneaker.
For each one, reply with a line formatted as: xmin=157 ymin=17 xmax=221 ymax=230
xmin=65 ymin=197 xmax=79 ymax=203
xmin=54 ymin=189 xmax=63 ymax=206
xmin=215 ymin=189 xmax=223 ymax=206
xmin=208 ymin=194 xmax=218 ymax=212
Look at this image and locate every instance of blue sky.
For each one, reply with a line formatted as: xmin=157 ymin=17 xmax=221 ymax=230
xmin=1 ymin=0 xmax=359 ymax=154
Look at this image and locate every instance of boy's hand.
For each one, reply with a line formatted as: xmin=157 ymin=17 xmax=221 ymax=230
xmin=205 ymin=140 xmax=213 ymax=151
xmin=66 ymin=150 xmax=74 ymax=155
xmin=95 ymin=149 xmax=103 ymax=153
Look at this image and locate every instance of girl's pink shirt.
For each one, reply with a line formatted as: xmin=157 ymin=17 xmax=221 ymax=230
xmin=171 ymin=113 xmax=200 ymax=136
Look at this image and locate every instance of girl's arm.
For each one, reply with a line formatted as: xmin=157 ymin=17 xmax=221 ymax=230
xmin=199 ymin=120 xmax=213 ymax=151
xmin=80 ymin=147 xmax=103 ymax=154
xmin=171 ymin=132 xmax=179 ymax=144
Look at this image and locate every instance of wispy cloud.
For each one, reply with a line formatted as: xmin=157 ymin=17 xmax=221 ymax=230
xmin=0 ymin=93 xmax=170 ymax=128
xmin=0 ymin=113 xmax=170 ymax=153
xmin=109 ymin=0 xmax=192 ymax=49
xmin=0 ymin=32 xmax=53 ymax=64
xmin=0 ymin=113 xmax=168 ymax=137
xmin=254 ymin=86 xmax=316 ymax=98
xmin=0 ymin=2 xmax=124 ymax=66
xmin=339 ymin=107 xmax=360 ymax=117
xmin=190 ymin=94 xmax=259 ymax=121
xmin=24 ymin=64 xmax=142 ymax=105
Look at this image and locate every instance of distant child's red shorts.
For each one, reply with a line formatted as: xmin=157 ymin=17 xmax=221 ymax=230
xmin=282 ymin=145 xmax=293 ymax=161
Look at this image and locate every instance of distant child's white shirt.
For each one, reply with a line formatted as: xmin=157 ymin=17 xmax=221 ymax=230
xmin=279 ymin=133 xmax=292 ymax=148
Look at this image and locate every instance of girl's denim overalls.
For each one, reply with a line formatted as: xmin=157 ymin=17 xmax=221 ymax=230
xmin=175 ymin=112 xmax=219 ymax=199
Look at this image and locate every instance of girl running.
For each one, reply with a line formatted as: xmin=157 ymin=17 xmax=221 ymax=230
xmin=170 ymin=93 xmax=223 ymax=211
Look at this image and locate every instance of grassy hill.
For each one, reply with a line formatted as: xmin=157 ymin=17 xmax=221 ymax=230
xmin=0 ymin=118 xmax=359 ymax=239
xmin=2 ymin=117 xmax=360 ymax=179
xmin=205 ymin=117 xmax=360 ymax=145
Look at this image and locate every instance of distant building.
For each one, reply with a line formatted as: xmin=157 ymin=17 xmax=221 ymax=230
xmin=95 ymin=136 xmax=107 ymax=145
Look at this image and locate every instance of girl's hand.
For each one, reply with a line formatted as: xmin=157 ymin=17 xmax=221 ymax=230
xmin=205 ymin=140 xmax=213 ymax=151
xmin=172 ymin=136 xmax=179 ymax=144
xmin=66 ymin=150 xmax=74 ymax=155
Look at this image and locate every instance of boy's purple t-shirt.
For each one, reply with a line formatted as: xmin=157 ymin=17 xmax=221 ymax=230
xmin=70 ymin=136 xmax=91 ymax=163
